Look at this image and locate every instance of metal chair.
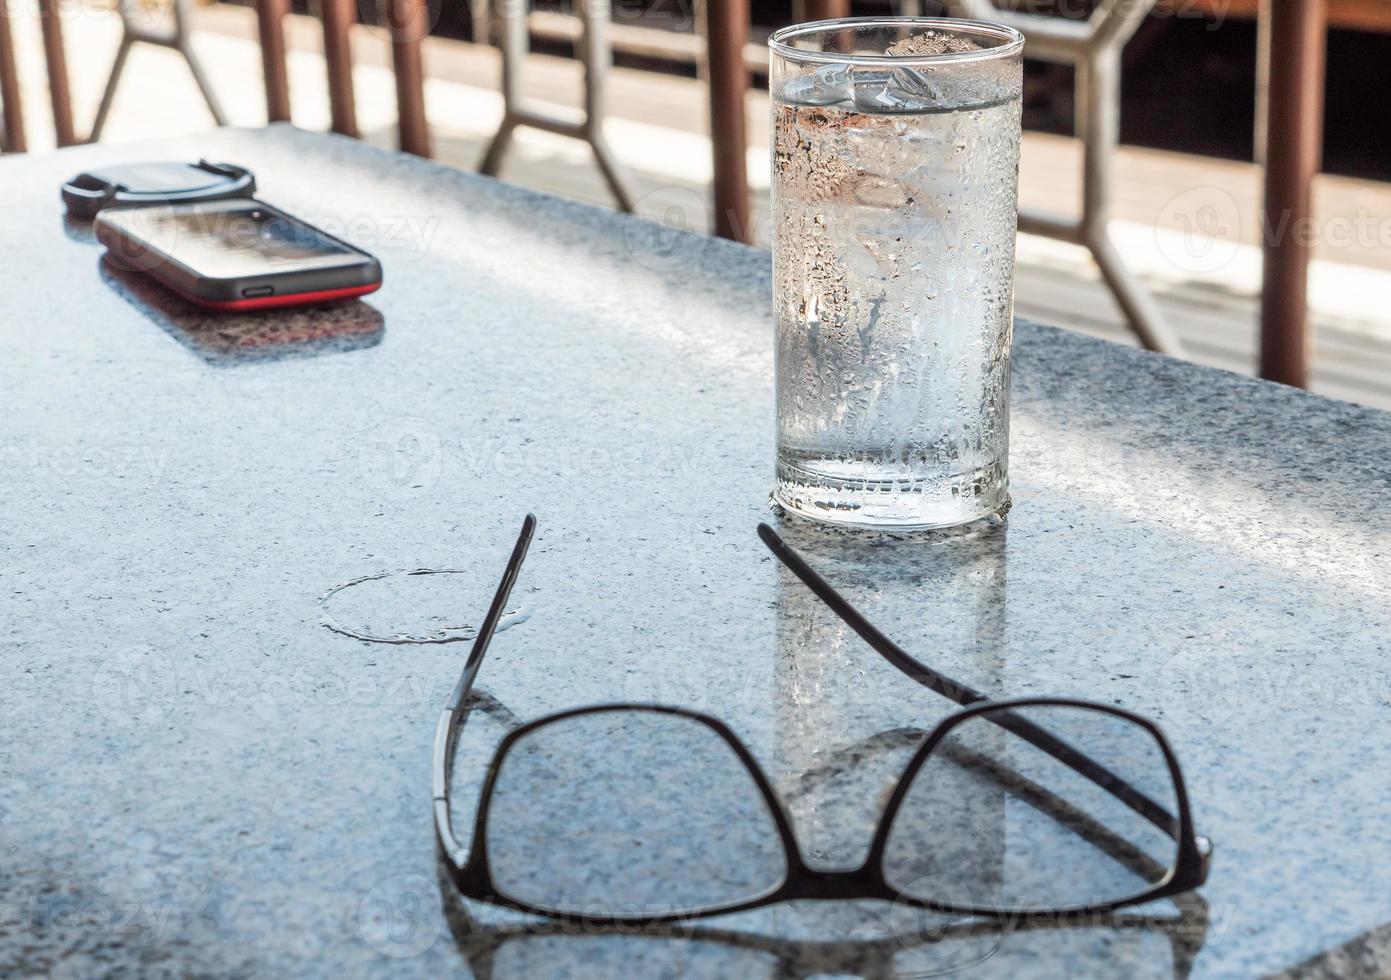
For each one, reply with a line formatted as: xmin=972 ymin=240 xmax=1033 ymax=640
xmin=90 ymin=0 xmax=229 ymax=142
xmin=479 ymin=0 xmax=639 ymax=211
xmin=950 ymin=0 xmax=1185 ymax=356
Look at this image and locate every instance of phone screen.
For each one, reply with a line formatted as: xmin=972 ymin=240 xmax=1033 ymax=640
xmin=103 ymin=201 xmax=361 ymax=279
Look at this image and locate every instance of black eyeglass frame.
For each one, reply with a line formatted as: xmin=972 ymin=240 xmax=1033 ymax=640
xmin=434 ymin=515 xmax=1212 ymax=925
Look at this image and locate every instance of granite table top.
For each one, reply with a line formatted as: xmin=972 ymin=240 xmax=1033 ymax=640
xmin=2 ymin=125 xmax=1390 ymax=979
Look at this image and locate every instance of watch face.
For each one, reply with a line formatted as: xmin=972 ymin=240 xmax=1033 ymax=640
xmin=65 ymin=162 xmax=254 ymax=219
xmin=94 ymin=162 xmax=238 ymax=196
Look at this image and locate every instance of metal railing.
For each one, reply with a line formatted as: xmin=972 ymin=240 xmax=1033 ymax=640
xmin=0 ymin=0 xmax=431 ymax=155
xmin=0 ymin=0 xmax=25 ymax=151
xmin=253 ymin=0 xmax=432 ymax=155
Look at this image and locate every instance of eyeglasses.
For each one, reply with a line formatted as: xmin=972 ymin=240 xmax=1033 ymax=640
xmin=434 ymin=728 xmax=1214 ymax=980
xmin=434 ymin=515 xmax=1212 ymax=924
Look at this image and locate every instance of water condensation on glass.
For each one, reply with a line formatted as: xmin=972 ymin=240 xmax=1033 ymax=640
xmin=772 ymin=27 xmax=1022 ymax=529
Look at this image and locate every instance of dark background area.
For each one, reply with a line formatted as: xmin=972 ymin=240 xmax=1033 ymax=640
xmin=1112 ymin=14 xmax=1391 ymax=181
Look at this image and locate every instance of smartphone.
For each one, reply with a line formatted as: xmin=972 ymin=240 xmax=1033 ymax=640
xmin=94 ymin=198 xmax=382 ymax=311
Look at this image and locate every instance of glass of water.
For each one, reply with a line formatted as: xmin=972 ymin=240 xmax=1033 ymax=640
xmin=770 ymin=18 xmax=1024 ymax=530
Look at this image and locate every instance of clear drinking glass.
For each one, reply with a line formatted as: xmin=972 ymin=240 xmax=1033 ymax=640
xmin=770 ymin=18 xmax=1024 ymax=530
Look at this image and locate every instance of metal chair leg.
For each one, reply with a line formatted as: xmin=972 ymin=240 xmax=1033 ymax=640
xmin=578 ymin=0 xmax=637 ymax=211
xmin=479 ymin=117 xmax=517 ymax=176
xmin=482 ymin=0 xmax=638 ymax=210
xmin=89 ymin=36 xmax=133 ymax=142
xmin=174 ymin=0 xmax=228 ymax=125
xmin=179 ymin=50 xmax=229 ymax=126
xmin=948 ymin=0 xmax=1183 ymax=357
xmin=1078 ymin=47 xmax=1184 ymax=356
xmin=1091 ymin=230 xmax=1186 ymax=355
xmin=591 ymin=133 xmax=636 ymax=212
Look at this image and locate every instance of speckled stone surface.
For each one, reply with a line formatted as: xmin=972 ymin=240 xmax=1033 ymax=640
xmin=3 ymin=126 xmax=1390 ymax=979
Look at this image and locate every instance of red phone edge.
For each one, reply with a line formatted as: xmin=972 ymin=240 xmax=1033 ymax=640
xmin=182 ymin=281 xmax=382 ymax=312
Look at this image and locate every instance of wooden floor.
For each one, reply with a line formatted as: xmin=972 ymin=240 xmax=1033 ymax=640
xmin=8 ymin=3 xmax=1391 ymax=408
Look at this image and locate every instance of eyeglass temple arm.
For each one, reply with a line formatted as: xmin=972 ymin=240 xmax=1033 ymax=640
xmin=434 ymin=515 xmax=535 ymax=867
xmin=755 ymin=523 xmax=1180 ymax=837
xmin=445 ymin=514 xmax=537 ymax=716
